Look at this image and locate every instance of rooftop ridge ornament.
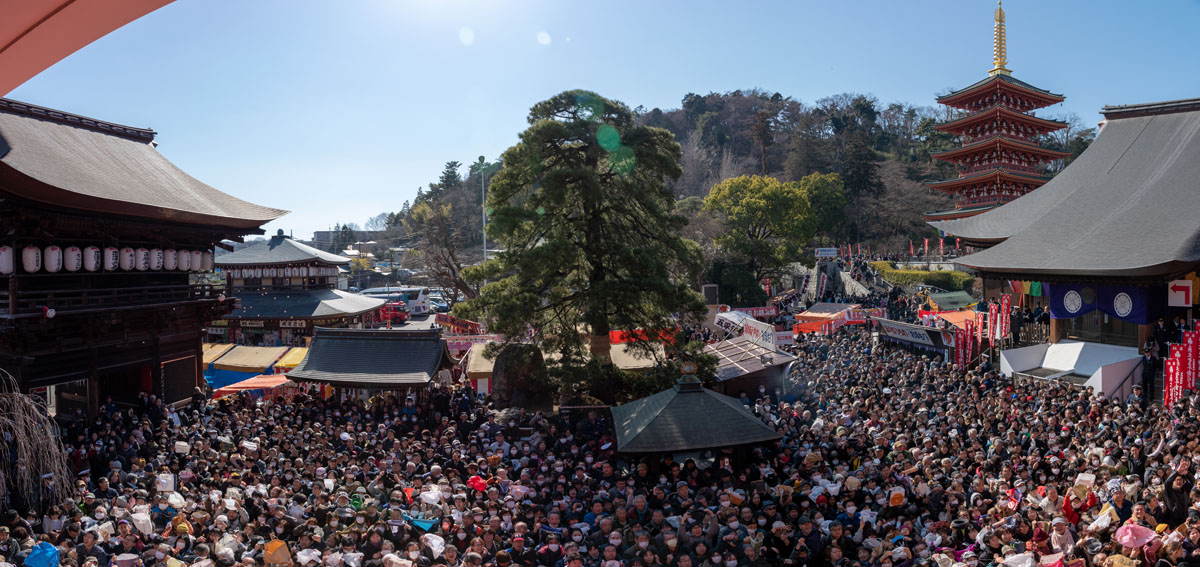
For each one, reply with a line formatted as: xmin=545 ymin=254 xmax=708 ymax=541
xmin=990 ymin=0 xmax=1011 ymax=76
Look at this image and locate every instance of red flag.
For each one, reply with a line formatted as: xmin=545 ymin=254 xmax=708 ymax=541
xmin=955 ymin=238 xmax=961 ymax=251
xmin=910 ymin=240 xmax=914 ymax=256
xmin=1185 ymin=331 xmax=1198 ymax=389
xmin=1000 ymin=294 xmax=1012 ymax=339
xmin=856 ymin=242 xmax=861 ymax=255
xmin=939 ymin=238 xmax=944 ymax=257
xmin=923 ymin=238 xmax=929 ymax=256
xmin=989 ymin=303 xmax=999 ymax=347
xmin=975 ymin=312 xmax=985 ymax=346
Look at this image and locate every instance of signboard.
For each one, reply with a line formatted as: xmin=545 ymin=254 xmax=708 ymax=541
xmin=988 ymin=303 xmax=999 ymax=347
xmin=443 ymin=334 xmax=505 ymax=358
xmin=874 ymin=318 xmax=937 ymax=347
xmin=435 ymin=313 xmax=484 ymax=335
xmin=1187 ymin=330 xmax=1198 ymax=390
xmin=814 ymin=248 xmax=837 ymax=258
xmin=775 ymin=330 xmax=794 ymax=346
xmin=240 ymin=320 xmax=265 ymax=328
xmin=279 ymin=320 xmax=307 ymax=329
xmin=735 ymin=305 xmax=778 ymax=318
xmin=816 ymin=272 xmax=827 ymax=299
xmin=1169 ymin=279 xmax=1193 ymax=307
xmin=742 ymin=318 xmax=777 ymax=351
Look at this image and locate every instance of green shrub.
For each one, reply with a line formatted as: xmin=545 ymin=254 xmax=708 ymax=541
xmin=871 ymin=261 xmax=973 ymax=291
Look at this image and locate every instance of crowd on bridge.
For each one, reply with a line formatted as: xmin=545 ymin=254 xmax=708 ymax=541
xmin=3 ymin=328 xmax=1200 ymax=567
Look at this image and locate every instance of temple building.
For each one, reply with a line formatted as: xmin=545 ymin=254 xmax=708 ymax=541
xmin=212 ymin=230 xmax=385 ymax=346
xmin=924 ymin=1 xmax=1069 ymax=222
xmin=0 ymin=98 xmax=286 ymax=415
xmin=933 ymin=98 xmax=1200 ymax=399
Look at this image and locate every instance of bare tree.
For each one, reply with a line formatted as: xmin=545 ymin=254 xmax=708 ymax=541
xmin=0 ymin=370 xmax=73 ymax=510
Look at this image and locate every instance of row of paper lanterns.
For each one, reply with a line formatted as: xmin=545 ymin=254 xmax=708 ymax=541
xmin=227 ymin=266 xmax=339 ymax=279
xmin=0 ymin=246 xmax=214 ymax=275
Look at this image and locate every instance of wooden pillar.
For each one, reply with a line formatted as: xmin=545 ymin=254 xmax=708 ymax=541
xmin=1137 ymin=323 xmax=1152 ymax=354
xmin=1049 ymin=317 xmax=1063 ymax=343
xmin=87 ymin=348 xmax=99 ymax=417
xmin=151 ymin=336 xmax=162 ymax=398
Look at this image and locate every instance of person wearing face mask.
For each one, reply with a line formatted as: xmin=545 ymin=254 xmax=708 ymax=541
xmin=535 ymin=533 xmax=564 ymax=566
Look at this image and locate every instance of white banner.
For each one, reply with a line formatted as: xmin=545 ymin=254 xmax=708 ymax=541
xmin=743 ymin=318 xmax=777 ymax=350
xmin=775 ymin=330 xmax=794 ymax=346
xmin=874 ymin=318 xmax=936 ymax=347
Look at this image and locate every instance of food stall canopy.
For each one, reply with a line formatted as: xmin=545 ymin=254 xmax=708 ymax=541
xmin=275 ymin=347 xmax=309 ymax=371
xmin=202 ymin=343 xmax=235 ymax=365
xmin=211 ymin=346 xmax=290 ymax=373
xmin=794 ymin=302 xmax=861 ymax=322
xmin=212 ymin=375 xmax=293 ymax=399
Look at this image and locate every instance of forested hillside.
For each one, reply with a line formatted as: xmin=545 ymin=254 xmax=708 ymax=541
xmin=360 ymin=88 xmax=1095 ymax=300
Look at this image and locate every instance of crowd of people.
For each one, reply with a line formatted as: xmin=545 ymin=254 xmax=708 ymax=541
xmin=3 ymin=328 xmax=1199 ymax=567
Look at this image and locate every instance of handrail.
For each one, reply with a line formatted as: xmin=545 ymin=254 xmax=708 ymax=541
xmin=1111 ymin=359 xmax=1145 ymax=403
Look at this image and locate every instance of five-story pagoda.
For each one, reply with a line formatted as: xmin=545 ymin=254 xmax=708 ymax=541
xmin=924 ymin=1 xmax=1070 ymax=222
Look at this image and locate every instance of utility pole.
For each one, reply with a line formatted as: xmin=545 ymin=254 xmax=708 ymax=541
xmin=480 ymin=156 xmax=488 ymax=262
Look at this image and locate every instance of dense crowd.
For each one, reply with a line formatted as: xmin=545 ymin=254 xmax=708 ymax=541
xmin=4 ymin=329 xmax=1200 ymax=567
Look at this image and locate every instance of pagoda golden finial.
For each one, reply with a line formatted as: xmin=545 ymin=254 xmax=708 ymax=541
xmin=990 ymin=0 xmax=1011 ymax=76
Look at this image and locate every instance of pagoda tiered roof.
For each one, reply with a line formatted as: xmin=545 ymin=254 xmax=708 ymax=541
xmin=936 ymin=74 xmax=1065 ymax=111
xmin=927 ymin=168 xmax=1050 ymax=193
xmin=930 ymin=135 xmax=1070 ymax=164
xmin=935 ymin=105 xmax=1067 ymax=137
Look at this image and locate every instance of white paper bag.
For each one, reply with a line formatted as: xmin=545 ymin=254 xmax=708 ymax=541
xmin=156 ymin=473 xmax=175 ymax=492
xmin=131 ymin=513 xmax=153 ymax=535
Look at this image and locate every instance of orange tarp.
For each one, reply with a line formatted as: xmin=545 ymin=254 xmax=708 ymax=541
xmin=937 ymin=311 xmax=977 ymax=329
xmin=212 ymin=374 xmax=292 ymax=398
xmin=793 ymin=320 xmax=830 ymax=334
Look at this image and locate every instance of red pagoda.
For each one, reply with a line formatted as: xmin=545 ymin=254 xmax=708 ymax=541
xmin=924 ymin=1 xmax=1069 ymax=222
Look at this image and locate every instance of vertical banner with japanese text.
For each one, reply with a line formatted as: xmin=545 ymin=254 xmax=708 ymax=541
xmin=988 ymin=303 xmax=999 ymax=348
xmin=1000 ymin=294 xmax=1012 ymax=339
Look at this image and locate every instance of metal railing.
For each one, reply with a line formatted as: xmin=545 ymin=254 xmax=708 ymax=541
xmin=1111 ymin=359 xmax=1145 ymax=404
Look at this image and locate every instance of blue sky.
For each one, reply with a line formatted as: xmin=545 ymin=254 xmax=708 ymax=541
xmin=9 ymin=0 xmax=1199 ymax=239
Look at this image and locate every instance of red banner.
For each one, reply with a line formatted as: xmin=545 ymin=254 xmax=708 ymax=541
xmin=939 ymin=238 xmax=944 ymax=257
xmin=955 ymin=238 xmax=961 ymax=251
xmin=910 ymin=241 xmax=914 ymax=256
xmin=965 ymin=318 xmax=975 ymax=362
xmin=923 ymin=238 xmax=929 ymax=256
xmin=988 ymin=303 xmax=999 ymax=347
xmin=955 ymin=327 xmax=966 ymax=367
xmin=1000 ymin=294 xmax=1012 ymax=339
xmin=1166 ymin=356 xmax=1180 ymax=408
xmin=975 ymin=312 xmax=985 ymax=347
xmin=857 ymin=242 xmax=861 ymax=255
xmin=1188 ymin=331 xmax=1198 ymax=390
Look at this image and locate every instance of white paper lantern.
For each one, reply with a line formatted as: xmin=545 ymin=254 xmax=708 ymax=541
xmin=150 ymin=249 xmax=164 ymax=270
xmin=43 ymin=246 xmax=62 ymax=273
xmin=103 ymin=247 xmax=119 ymax=271
xmin=164 ymin=249 xmax=178 ymax=270
xmin=82 ymin=246 xmax=101 ymax=272
xmin=21 ymin=246 xmax=41 ymax=273
xmin=135 ymin=248 xmax=149 ymax=271
xmin=254 ymin=268 xmax=262 ymax=278
xmin=0 ymin=246 xmax=13 ymax=275
xmin=201 ymin=251 xmax=213 ymax=271
xmin=231 ymin=269 xmax=239 ymax=279
xmin=177 ymin=250 xmax=191 ymax=271
xmin=189 ymin=250 xmax=202 ymax=271
xmin=64 ymin=246 xmax=82 ymax=272
xmin=118 ymin=247 xmax=134 ymax=271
